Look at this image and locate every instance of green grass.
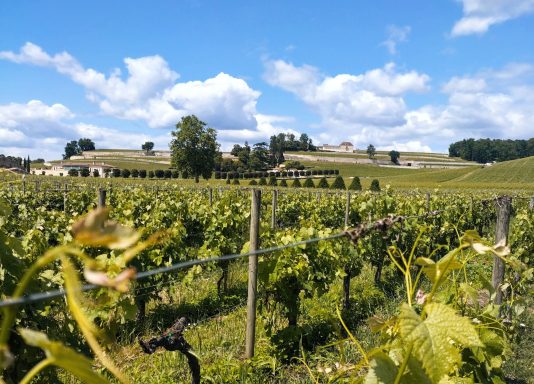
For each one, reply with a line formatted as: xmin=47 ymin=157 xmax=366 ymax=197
xmin=289 ymin=151 xmax=472 ymax=163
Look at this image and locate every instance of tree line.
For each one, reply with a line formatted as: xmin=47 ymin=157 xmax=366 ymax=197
xmin=449 ymin=138 xmax=534 ymax=163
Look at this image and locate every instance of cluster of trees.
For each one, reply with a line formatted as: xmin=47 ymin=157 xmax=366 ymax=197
xmin=0 ymin=154 xmax=23 ymax=169
xmin=269 ymin=133 xmax=316 ymax=166
xmin=63 ymin=138 xmax=96 ymax=159
xmin=226 ymin=142 xmax=270 ymax=172
xmin=449 ymin=138 xmax=534 ymax=163
xmin=366 ymin=144 xmax=401 ymax=164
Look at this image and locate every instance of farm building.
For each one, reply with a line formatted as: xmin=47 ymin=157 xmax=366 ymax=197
xmin=320 ymin=142 xmax=355 ymax=153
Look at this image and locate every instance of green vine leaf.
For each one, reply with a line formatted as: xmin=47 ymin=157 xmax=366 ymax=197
xmin=365 ymin=351 xmax=398 ymax=384
xmin=18 ymin=328 xmax=110 ymax=384
xmin=399 ymin=303 xmax=482 ymax=382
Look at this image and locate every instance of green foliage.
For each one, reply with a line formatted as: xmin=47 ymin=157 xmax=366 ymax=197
xmin=330 ymin=175 xmax=346 ymax=189
xmin=170 ymin=115 xmax=219 ymax=181
xmin=68 ymin=168 xmax=79 ymax=177
xmin=292 ymin=178 xmax=302 ymax=188
xmin=317 ymin=177 xmax=329 ymax=188
xmin=232 ymin=178 xmax=240 ymax=185
xmin=303 ymin=178 xmax=315 ymax=188
xmin=279 ymin=179 xmax=288 ymax=187
xmin=249 ymin=179 xmax=257 ymax=186
xmin=258 ymin=177 xmax=267 ymax=186
xmin=389 ymin=150 xmax=400 ymax=164
xmin=370 ymin=179 xmax=381 ymax=191
xmin=269 ymin=176 xmax=278 ymax=186
xmin=348 ymin=176 xmax=362 ymax=191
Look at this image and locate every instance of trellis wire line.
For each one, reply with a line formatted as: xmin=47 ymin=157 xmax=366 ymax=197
xmin=0 ymin=232 xmax=347 ymax=309
xmin=0 ymin=210 xmax=443 ymax=309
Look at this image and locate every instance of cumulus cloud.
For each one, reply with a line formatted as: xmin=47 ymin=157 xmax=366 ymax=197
xmin=381 ymin=25 xmax=411 ymax=55
xmin=264 ymin=59 xmax=430 ymax=131
xmin=265 ymin=59 xmax=534 ymax=152
xmin=451 ymin=0 xmax=534 ymax=36
xmin=0 ymin=43 xmax=263 ymax=131
xmin=0 ymin=100 xmax=171 ymax=159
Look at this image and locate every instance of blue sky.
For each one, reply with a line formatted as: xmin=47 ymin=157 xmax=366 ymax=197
xmin=1 ymin=0 xmax=533 ymax=159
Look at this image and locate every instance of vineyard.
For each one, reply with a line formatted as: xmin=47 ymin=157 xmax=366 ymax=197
xmin=0 ymin=177 xmax=533 ymax=383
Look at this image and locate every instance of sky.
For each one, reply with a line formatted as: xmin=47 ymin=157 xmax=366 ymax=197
xmin=1 ymin=0 xmax=533 ymax=160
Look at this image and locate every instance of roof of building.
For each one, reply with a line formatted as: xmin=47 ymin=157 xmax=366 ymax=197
xmin=62 ymin=163 xmax=116 ymax=168
xmin=340 ymin=141 xmax=354 ymax=146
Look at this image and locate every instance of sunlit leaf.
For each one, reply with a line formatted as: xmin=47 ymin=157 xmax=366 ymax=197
xmin=71 ymin=208 xmax=140 ymax=249
xmin=399 ymin=303 xmax=482 ymax=382
xmin=19 ymin=328 xmax=109 ymax=384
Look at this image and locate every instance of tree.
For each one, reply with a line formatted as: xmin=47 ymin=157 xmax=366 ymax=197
xmin=148 ymin=170 xmax=155 ymax=179
xmin=170 ymin=115 xmax=219 ymax=182
xmin=291 ymin=178 xmax=302 ymax=188
xmin=249 ymin=142 xmax=270 ymax=170
xmin=330 ymin=175 xmax=346 ymax=189
xmin=348 ymin=177 xmax=362 ymax=191
xmin=269 ymin=133 xmax=286 ymax=166
xmin=80 ymin=168 xmax=90 ymax=177
xmin=317 ymin=177 xmax=329 ymax=189
xmin=78 ymin=138 xmax=95 ymax=151
xmin=370 ymin=179 xmax=381 ymax=191
xmin=112 ymin=168 xmax=121 ymax=178
xmin=298 ymin=133 xmax=315 ymax=151
xmin=303 ymin=178 xmax=315 ymax=188
xmin=63 ymin=141 xmax=81 ymax=159
xmin=366 ymin=144 xmax=376 ymax=159
xmin=68 ymin=169 xmax=79 ymax=177
xmin=131 ymin=169 xmax=139 ymax=178
xmin=139 ymin=169 xmax=147 ymax=178
xmin=389 ymin=150 xmax=400 ymax=165
xmin=121 ymin=169 xmax=131 ymax=178
xmin=142 ymin=141 xmax=154 ymax=154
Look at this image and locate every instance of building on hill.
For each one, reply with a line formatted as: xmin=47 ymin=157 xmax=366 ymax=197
xmin=320 ymin=142 xmax=355 ymax=153
xmin=35 ymin=162 xmax=117 ymax=177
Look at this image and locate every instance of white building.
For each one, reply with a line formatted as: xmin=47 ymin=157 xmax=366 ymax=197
xmin=35 ymin=162 xmax=117 ymax=177
xmin=320 ymin=142 xmax=355 ymax=153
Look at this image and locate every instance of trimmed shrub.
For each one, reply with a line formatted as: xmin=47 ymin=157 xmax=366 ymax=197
xmin=154 ymin=169 xmax=164 ymax=178
xmin=121 ymin=169 xmax=131 ymax=178
xmin=232 ymin=178 xmax=240 ymax=185
xmin=292 ymin=178 xmax=302 ymax=188
xmin=68 ymin=169 xmax=79 ymax=177
xmin=172 ymin=170 xmax=179 ymax=178
xmin=80 ymin=168 xmax=90 ymax=177
xmin=275 ymin=172 xmax=281 ymax=178
xmin=226 ymin=178 xmax=231 ymax=184
xmin=288 ymin=171 xmax=294 ymax=177
xmin=334 ymin=169 xmax=339 ymax=175
xmin=258 ymin=177 xmax=267 ymax=186
xmin=330 ymin=175 xmax=346 ymax=189
xmin=303 ymin=178 xmax=315 ymax=188
xmin=92 ymin=169 xmax=99 ymax=177
xmin=317 ymin=177 xmax=329 ymax=188
xmin=311 ymin=170 xmax=318 ymax=175
xmin=131 ymin=169 xmax=139 ymax=178
xmin=348 ymin=176 xmax=362 ymax=191
xmin=268 ymin=176 xmax=277 ymax=186
xmin=279 ymin=179 xmax=288 ymax=187
xmin=139 ymin=169 xmax=147 ymax=178
xmin=112 ymin=168 xmax=121 ymax=178
xmin=317 ymin=170 xmax=324 ymax=175
xmin=221 ymin=172 xmax=227 ymax=180
xmin=305 ymin=170 xmax=311 ymax=176
xmin=148 ymin=170 xmax=155 ymax=179
xmin=214 ymin=171 xmax=221 ymax=179
xmin=249 ymin=179 xmax=258 ymax=186
xmin=370 ymin=179 xmax=381 ymax=192
xmin=281 ymin=171 xmax=287 ymax=177
xmin=164 ymin=170 xmax=172 ymax=179
xmin=182 ymin=170 xmax=189 ymax=179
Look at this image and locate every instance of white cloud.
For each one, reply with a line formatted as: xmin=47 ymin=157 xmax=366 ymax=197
xmin=451 ymin=0 xmax=534 ymax=36
xmin=0 ymin=100 xmax=172 ymax=160
xmin=381 ymin=25 xmax=411 ymax=55
xmin=265 ymin=59 xmax=534 ymax=152
xmin=264 ymin=59 xmax=430 ymax=131
xmin=0 ymin=43 xmax=263 ymax=132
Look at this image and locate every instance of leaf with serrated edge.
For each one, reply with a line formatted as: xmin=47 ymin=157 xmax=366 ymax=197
xmin=399 ymin=303 xmax=482 ymax=382
xmin=19 ymin=328 xmax=110 ymax=384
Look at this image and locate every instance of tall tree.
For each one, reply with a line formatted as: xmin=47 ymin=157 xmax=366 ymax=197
xmin=63 ymin=141 xmax=81 ymax=159
xmin=170 ymin=115 xmax=219 ymax=182
xmin=389 ymin=150 xmax=400 ymax=165
xmin=249 ymin=142 xmax=270 ymax=170
xmin=366 ymin=144 xmax=376 ymax=159
xmin=26 ymin=156 xmax=31 ymax=173
xmin=269 ymin=133 xmax=286 ymax=166
xmin=78 ymin=138 xmax=95 ymax=151
xmin=141 ymin=141 xmax=155 ymax=154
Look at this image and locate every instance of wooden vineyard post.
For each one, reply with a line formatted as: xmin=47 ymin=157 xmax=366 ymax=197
xmin=245 ymin=189 xmax=261 ymax=359
xmin=492 ymin=196 xmax=511 ymax=305
xmin=426 ymin=192 xmax=431 ymax=212
xmin=63 ymin=184 xmax=68 ymax=213
xmin=343 ymin=191 xmax=352 ymax=310
xmin=208 ymin=187 xmax=213 ymax=206
xmin=344 ymin=191 xmax=351 ymax=228
xmin=530 ymin=196 xmax=534 ymax=210
xmin=22 ymin=180 xmax=26 ymax=195
xmin=271 ymin=189 xmax=278 ymax=229
xmin=98 ymin=188 xmax=106 ymax=208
